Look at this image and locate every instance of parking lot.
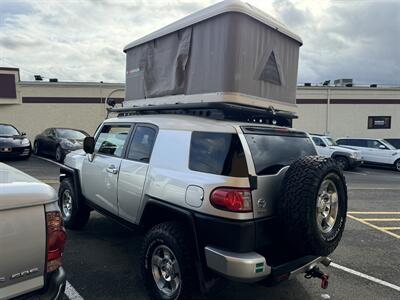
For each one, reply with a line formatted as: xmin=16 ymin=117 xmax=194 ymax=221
xmin=6 ymin=156 xmax=400 ymax=300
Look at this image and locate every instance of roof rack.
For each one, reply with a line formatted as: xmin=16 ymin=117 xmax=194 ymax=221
xmin=107 ymin=102 xmax=297 ymax=127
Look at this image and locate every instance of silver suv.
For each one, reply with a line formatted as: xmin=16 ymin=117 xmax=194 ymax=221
xmin=60 ymin=113 xmax=347 ymax=299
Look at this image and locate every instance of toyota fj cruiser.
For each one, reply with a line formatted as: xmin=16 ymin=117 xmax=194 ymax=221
xmin=59 ymin=105 xmax=347 ymax=300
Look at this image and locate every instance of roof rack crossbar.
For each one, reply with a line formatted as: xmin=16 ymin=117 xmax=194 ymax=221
xmin=107 ymin=102 xmax=297 ymax=127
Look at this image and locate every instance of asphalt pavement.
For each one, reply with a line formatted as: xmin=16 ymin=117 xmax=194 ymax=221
xmin=4 ymin=156 xmax=400 ymax=300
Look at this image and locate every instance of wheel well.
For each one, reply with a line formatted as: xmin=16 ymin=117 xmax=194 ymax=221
xmin=140 ymin=201 xmax=194 ymax=231
xmin=333 ymin=154 xmax=348 ymax=161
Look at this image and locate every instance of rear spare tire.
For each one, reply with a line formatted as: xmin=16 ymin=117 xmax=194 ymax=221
xmin=279 ymin=156 xmax=347 ymax=256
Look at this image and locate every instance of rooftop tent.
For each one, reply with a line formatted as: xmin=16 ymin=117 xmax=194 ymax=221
xmin=123 ymin=0 xmax=302 ymax=111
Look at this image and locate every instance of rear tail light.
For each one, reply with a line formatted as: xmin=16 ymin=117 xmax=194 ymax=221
xmin=46 ymin=211 xmax=67 ymax=273
xmin=210 ymin=188 xmax=252 ymax=212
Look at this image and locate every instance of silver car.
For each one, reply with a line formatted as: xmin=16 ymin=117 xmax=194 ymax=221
xmin=60 ymin=114 xmax=347 ymax=299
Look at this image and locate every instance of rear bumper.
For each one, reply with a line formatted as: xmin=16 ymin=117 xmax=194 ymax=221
xmin=205 ymin=246 xmax=330 ymax=283
xmin=39 ymin=267 xmax=66 ymax=300
xmin=12 ymin=268 xmax=66 ymax=300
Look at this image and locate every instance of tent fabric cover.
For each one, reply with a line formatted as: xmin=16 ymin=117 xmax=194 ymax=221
xmin=125 ymin=12 xmax=300 ymax=105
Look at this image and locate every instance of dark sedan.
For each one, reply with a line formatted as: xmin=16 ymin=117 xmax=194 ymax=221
xmin=34 ymin=128 xmax=89 ymax=162
xmin=384 ymin=139 xmax=400 ymax=149
xmin=0 ymin=123 xmax=31 ymax=159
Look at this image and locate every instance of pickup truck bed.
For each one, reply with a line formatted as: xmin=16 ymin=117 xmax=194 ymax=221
xmin=0 ymin=163 xmax=66 ymax=300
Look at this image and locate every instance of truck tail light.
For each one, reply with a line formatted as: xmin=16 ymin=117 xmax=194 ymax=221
xmin=46 ymin=211 xmax=67 ymax=273
xmin=210 ymin=188 xmax=252 ymax=212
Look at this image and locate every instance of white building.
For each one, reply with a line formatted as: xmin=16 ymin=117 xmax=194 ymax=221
xmin=295 ymin=83 xmax=400 ymax=138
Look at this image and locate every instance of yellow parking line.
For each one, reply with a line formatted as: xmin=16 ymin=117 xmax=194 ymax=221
xmin=360 ymin=218 xmax=400 ymax=222
xmin=348 ymin=212 xmax=400 ymax=215
xmin=347 ymin=214 xmax=400 ymax=239
xmin=380 ymin=227 xmax=400 ymax=230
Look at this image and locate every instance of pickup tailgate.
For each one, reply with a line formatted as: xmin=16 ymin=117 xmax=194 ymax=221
xmin=0 ymin=205 xmax=46 ymax=299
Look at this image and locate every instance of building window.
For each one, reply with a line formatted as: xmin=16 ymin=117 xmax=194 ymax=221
xmin=368 ymin=116 xmax=391 ymax=129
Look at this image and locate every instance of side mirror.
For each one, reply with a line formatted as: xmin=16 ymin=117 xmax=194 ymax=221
xmin=320 ymin=143 xmax=326 ymax=147
xmin=83 ymin=137 xmax=95 ymax=154
xmin=21 ymin=132 xmax=26 ymax=136
xmin=379 ymin=145 xmax=387 ymax=150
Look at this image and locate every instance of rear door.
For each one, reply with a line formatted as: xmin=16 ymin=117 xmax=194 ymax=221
xmin=366 ymin=139 xmax=395 ymax=164
xmin=117 ymin=124 xmax=157 ymax=223
xmin=81 ymin=123 xmax=132 ymax=214
xmin=240 ymin=126 xmax=317 ymax=218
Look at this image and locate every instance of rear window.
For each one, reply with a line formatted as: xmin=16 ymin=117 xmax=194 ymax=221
xmin=385 ymin=139 xmax=400 ymax=149
xmin=189 ymin=132 xmax=248 ymax=177
xmin=243 ymin=128 xmax=316 ymax=175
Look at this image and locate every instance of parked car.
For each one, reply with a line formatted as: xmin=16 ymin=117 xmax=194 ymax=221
xmin=34 ymin=128 xmax=89 ymax=162
xmin=310 ymin=134 xmax=362 ymax=170
xmin=0 ymin=123 xmax=31 ymax=160
xmin=384 ymin=138 xmax=400 ymax=149
xmin=336 ymin=138 xmax=400 ymax=172
xmin=59 ymin=113 xmax=347 ymax=299
xmin=0 ymin=163 xmax=66 ymax=299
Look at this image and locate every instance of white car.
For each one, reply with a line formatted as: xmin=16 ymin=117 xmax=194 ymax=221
xmin=310 ymin=134 xmax=363 ymax=170
xmin=336 ymin=138 xmax=400 ymax=172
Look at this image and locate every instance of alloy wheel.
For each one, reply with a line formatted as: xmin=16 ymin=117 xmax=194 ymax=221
xmin=316 ymin=178 xmax=339 ymax=234
xmin=151 ymin=245 xmax=181 ymax=298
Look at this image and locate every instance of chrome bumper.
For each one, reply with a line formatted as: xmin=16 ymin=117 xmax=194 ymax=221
xmin=205 ymin=246 xmax=330 ymax=282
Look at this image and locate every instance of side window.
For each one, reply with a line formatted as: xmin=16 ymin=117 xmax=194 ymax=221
xmin=367 ymin=140 xmax=386 ymax=149
xmin=95 ymin=125 xmax=130 ymax=157
xmin=354 ymin=139 xmax=368 ymax=147
xmin=336 ymin=139 xmax=346 ymax=145
xmin=189 ymin=132 xmax=248 ymax=177
xmin=49 ymin=129 xmax=56 ymax=137
xmin=312 ymin=137 xmax=325 ymax=147
xmin=127 ymin=126 xmax=157 ymax=163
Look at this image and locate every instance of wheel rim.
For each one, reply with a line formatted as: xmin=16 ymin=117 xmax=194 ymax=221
xmin=34 ymin=142 xmax=39 ymax=154
xmin=61 ymin=189 xmax=73 ymax=221
xmin=316 ymin=177 xmax=339 ymax=234
xmin=336 ymin=158 xmax=346 ymax=170
xmin=56 ymin=147 xmax=61 ymax=161
xmin=396 ymin=160 xmax=400 ymax=171
xmin=151 ymin=245 xmax=181 ymax=298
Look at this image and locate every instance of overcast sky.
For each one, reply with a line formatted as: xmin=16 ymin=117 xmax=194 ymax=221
xmin=0 ymin=0 xmax=399 ymax=85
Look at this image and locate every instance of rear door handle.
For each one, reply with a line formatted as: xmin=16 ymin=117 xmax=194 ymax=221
xmin=106 ymin=165 xmax=118 ymax=174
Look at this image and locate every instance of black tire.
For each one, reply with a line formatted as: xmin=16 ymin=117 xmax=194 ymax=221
xmin=58 ymin=178 xmax=90 ymax=230
xmin=395 ymin=159 xmax=400 ymax=172
xmin=334 ymin=156 xmax=350 ymax=171
xmin=279 ymin=156 xmax=347 ymax=257
xmin=33 ymin=141 xmax=40 ymax=155
xmin=141 ymin=222 xmax=196 ymax=300
xmin=55 ymin=145 xmax=65 ymax=163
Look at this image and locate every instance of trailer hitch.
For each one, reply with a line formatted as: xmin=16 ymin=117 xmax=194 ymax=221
xmin=305 ymin=266 xmax=329 ymax=289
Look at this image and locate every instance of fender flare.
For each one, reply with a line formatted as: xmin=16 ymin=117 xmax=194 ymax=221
xmin=59 ymin=165 xmax=84 ymax=210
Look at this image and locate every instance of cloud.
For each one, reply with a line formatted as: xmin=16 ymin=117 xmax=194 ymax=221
xmin=0 ymin=0 xmax=398 ymax=85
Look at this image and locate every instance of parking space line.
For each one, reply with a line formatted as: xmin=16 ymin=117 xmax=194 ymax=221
xmin=33 ymin=154 xmax=65 ymax=167
xmin=41 ymin=179 xmax=59 ymax=184
xmin=361 ymin=218 xmax=400 ymax=222
xmin=347 ymin=214 xmax=400 ymax=239
xmin=380 ymin=227 xmax=400 ymax=230
xmin=348 ymin=212 xmax=400 ymax=215
xmin=331 ymin=262 xmax=400 ymax=292
xmin=65 ymin=281 xmax=84 ymax=300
